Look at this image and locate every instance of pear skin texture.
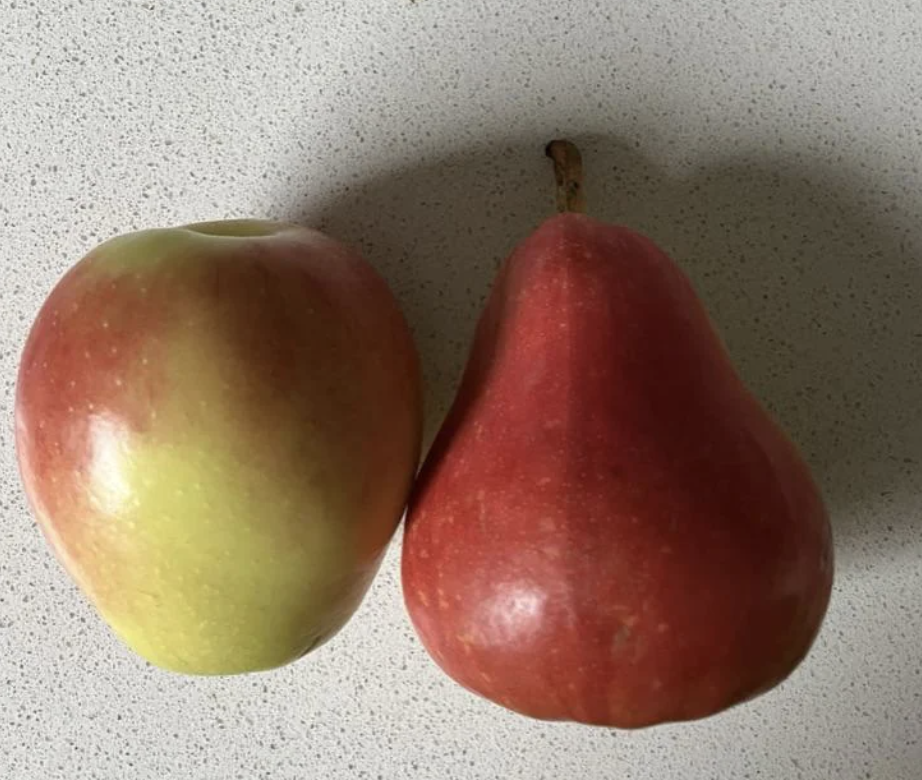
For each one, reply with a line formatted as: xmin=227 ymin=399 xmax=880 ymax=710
xmin=403 ymin=213 xmax=832 ymax=727
xmin=16 ymin=220 xmax=422 ymax=675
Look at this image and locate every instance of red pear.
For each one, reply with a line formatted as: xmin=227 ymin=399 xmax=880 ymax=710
xmin=402 ymin=141 xmax=833 ymax=728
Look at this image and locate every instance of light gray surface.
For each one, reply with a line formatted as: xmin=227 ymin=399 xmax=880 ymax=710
xmin=2 ymin=1 xmax=921 ymax=778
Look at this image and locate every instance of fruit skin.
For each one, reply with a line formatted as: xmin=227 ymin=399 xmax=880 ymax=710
xmin=402 ymin=213 xmax=833 ymax=728
xmin=16 ymin=220 xmax=422 ymax=675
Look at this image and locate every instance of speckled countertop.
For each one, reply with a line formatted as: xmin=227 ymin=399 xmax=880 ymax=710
xmin=1 ymin=2 xmax=920 ymax=778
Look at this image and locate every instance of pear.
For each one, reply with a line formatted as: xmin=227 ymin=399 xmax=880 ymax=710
xmin=402 ymin=142 xmax=832 ymax=727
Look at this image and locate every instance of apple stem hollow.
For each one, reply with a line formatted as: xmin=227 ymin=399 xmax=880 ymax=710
xmin=545 ymin=139 xmax=586 ymax=214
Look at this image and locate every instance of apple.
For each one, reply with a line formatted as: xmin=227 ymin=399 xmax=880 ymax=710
xmin=16 ymin=219 xmax=422 ymax=675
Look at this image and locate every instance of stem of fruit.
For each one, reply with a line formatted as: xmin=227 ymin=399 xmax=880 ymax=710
xmin=545 ymin=139 xmax=586 ymax=214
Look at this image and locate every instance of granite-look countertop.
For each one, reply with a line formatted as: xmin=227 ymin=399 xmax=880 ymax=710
xmin=1 ymin=2 xmax=919 ymax=778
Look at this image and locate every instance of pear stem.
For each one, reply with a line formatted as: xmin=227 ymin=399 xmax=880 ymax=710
xmin=545 ymin=139 xmax=586 ymax=214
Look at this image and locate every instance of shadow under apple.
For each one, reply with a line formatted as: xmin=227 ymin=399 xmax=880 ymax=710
xmin=278 ymin=134 xmax=922 ymax=568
